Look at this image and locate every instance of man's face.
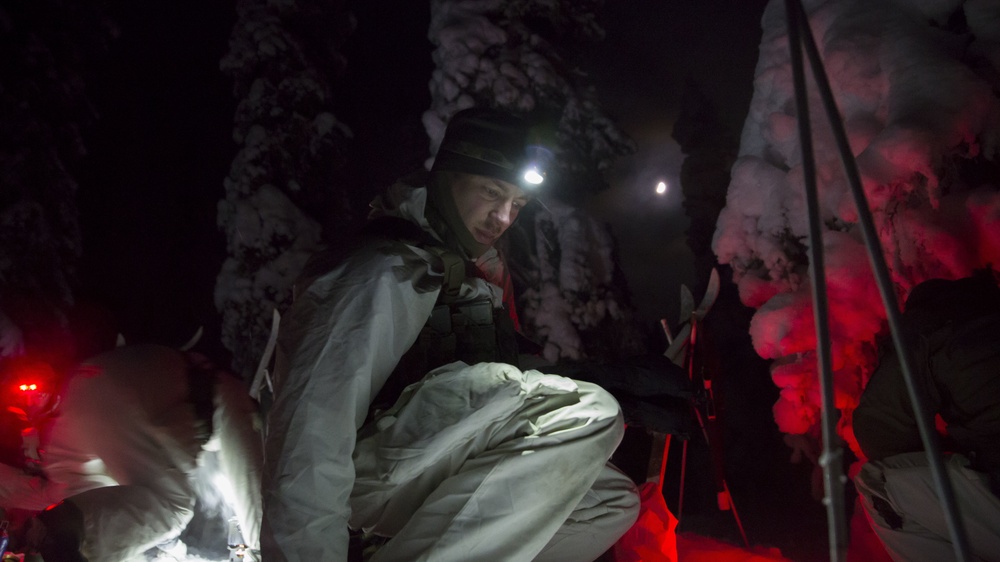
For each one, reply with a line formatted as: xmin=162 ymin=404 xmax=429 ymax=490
xmin=450 ymin=173 xmax=530 ymax=247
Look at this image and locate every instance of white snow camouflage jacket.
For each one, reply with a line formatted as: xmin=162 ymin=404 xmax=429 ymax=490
xmin=260 ymin=183 xmax=514 ymax=561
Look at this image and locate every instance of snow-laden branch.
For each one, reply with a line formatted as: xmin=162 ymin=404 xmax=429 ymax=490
xmin=424 ymin=0 xmax=634 ymax=193
xmin=713 ymin=0 xmax=1000 ymax=453
xmin=217 ymin=0 xmax=353 ymax=376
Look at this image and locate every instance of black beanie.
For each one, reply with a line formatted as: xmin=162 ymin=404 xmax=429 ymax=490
xmin=430 ymin=107 xmax=535 ymax=187
xmin=425 ymin=107 xmax=544 ymax=259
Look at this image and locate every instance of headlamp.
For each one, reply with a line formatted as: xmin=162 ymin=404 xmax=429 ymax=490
xmin=519 ymin=144 xmax=554 ymax=190
xmin=522 ymin=167 xmax=544 ymax=185
xmin=3 ymin=358 xmax=55 ymax=416
xmin=431 ymin=107 xmax=556 ymax=192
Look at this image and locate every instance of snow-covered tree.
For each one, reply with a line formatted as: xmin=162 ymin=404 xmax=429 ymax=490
xmin=713 ymin=0 xmax=1000 ymax=458
xmin=217 ymin=0 xmax=355 ymax=377
xmin=425 ymin=0 xmax=645 ymax=362
xmin=509 ymin=199 xmax=646 ymax=362
xmin=0 ymin=0 xmax=113 ymax=362
xmin=424 ymin=0 xmax=634 ymax=195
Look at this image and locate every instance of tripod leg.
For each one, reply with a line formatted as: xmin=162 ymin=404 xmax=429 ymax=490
xmin=658 ymin=434 xmax=671 ymax=494
xmin=645 ymin=432 xmax=669 ymax=487
xmin=723 ymin=480 xmax=750 ymax=548
xmin=645 ymin=432 xmax=673 ymax=494
xmin=677 ymin=439 xmax=689 ymax=519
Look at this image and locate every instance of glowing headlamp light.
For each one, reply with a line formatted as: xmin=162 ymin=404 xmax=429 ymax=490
xmin=522 ymin=166 xmax=544 ymax=186
xmin=519 ymin=144 xmax=553 ymax=190
xmin=433 ymin=128 xmax=553 ymax=191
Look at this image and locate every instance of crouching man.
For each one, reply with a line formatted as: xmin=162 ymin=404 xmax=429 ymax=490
xmin=853 ymin=271 xmax=1000 ymax=561
xmin=1 ymin=344 xmax=263 ymax=561
xmin=261 ymin=107 xmax=663 ymax=561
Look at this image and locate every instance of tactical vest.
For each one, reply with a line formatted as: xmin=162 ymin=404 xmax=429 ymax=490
xmin=363 ymin=217 xmax=520 ymax=415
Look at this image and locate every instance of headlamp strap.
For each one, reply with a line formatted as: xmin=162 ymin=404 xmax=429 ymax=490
xmin=442 ymin=140 xmax=515 ymax=170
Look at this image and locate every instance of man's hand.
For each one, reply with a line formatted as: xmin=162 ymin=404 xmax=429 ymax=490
xmin=547 ymin=354 xmax=697 ymax=436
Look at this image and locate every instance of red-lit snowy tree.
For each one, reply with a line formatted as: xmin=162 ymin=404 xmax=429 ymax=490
xmin=713 ymin=0 xmax=1000 ymax=475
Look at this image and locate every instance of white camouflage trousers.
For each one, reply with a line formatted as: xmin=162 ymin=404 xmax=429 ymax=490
xmin=349 ymin=361 xmax=640 ymax=562
xmin=42 ymin=350 xmax=262 ymax=561
xmin=855 ymin=452 xmax=1000 ymax=562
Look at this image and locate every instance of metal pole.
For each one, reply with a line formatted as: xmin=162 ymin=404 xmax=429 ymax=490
xmin=786 ymin=1 xmax=973 ymax=560
xmin=784 ymin=2 xmax=847 ymax=560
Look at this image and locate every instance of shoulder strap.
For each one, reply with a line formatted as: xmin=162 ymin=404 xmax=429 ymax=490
xmin=250 ymin=308 xmax=282 ymax=403
xmin=363 ymin=217 xmax=466 ymax=301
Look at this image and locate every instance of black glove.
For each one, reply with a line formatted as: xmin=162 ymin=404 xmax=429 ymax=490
xmin=547 ymin=354 xmax=694 ymax=398
xmin=27 ymin=499 xmax=87 ymax=562
xmin=616 ymin=394 xmax=696 ymax=437
xmin=547 ymin=354 xmax=697 ymax=436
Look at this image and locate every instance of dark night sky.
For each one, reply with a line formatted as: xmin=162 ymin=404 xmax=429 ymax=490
xmin=75 ymin=0 xmax=437 ymax=351
xmin=75 ymin=1 xmax=236 ymax=350
xmin=581 ymin=0 xmax=768 ymax=327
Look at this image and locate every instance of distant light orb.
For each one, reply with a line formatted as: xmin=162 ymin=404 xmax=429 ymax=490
xmin=655 ymin=181 xmax=667 ymax=195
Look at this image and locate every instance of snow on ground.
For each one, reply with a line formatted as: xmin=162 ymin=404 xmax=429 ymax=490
xmin=678 ymin=532 xmax=793 ymax=561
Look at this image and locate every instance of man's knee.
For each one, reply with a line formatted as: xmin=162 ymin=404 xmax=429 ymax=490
xmin=573 ymin=381 xmax=627 ymax=446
